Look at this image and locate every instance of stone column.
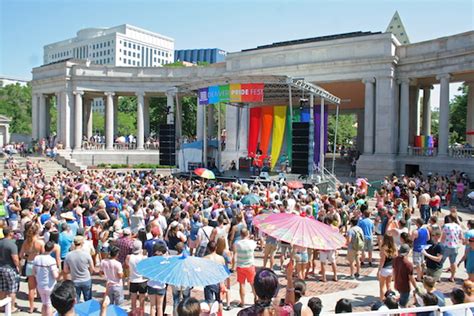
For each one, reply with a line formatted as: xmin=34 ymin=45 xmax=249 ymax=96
xmin=144 ymin=97 xmax=150 ymax=138
xmin=375 ymin=76 xmax=397 ymax=154
xmin=207 ymin=104 xmax=214 ymax=138
xmin=136 ymin=92 xmax=145 ymax=150
xmin=399 ymin=79 xmax=410 ymax=154
xmin=73 ymin=90 xmax=84 ymax=150
xmin=86 ymin=100 xmax=93 ymax=139
xmin=60 ymin=91 xmax=73 ymax=149
xmin=105 ymin=92 xmax=115 ymax=150
xmin=422 ymin=86 xmax=433 ymax=136
xmin=55 ymin=93 xmax=62 ymax=139
xmin=362 ymin=78 xmax=375 ymax=154
xmin=31 ymin=93 xmax=39 ymax=140
xmin=39 ymin=94 xmax=46 ymax=139
xmin=238 ymin=106 xmax=249 ymax=153
xmin=196 ymin=103 xmax=204 ymax=141
xmin=166 ymin=91 xmax=175 ymax=124
xmin=467 ymin=82 xmax=474 ymax=145
xmin=113 ymin=96 xmax=119 ymax=137
xmin=408 ymin=85 xmax=420 ymax=145
xmin=437 ymin=74 xmax=451 ymax=156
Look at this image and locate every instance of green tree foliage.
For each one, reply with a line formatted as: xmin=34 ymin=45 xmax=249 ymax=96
xmin=327 ymin=114 xmax=357 ymax=146
xmin=0 ymin=83 xmax=32 ymax=134
xmin=181 ymin=96 xmax=197 ymax=137
xmin=118 ymin=112 xmax=136 ymax=135
xmin=449 ymin=84 xmax=468 ymax=144
xmin=93 ymin=113 xmax=104 ymax=135
xmin=149 ymin=97 xmax=168 ymax=133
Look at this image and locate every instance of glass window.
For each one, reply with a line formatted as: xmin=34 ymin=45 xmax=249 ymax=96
xmin=128 ymin=43 xmax=131 ymax=48
xmin=128 ymin=51 xmax=131 ymax=56
xmin=137 ymin=62 xmax=140 ymax=66
xmin=133 ymin=44 xmax=136 ymax=49
xmin=124 ymin=58 xmax=127 ymax=63
xmin=119 ymin=57 xmax=121 ymax=61
xmin=133 ymin=52 xmax=136 ymax=57
xmin=124 ymin=50 xmax=126 ymax=55
xmin=108 ymin=41 xmax=110 ymax=46
xmin=154 ymin=57 xmax=156 ymax=62
xmin=128 ymin=60 xmax=131 ymax=65
xmin=120 ymin=40 xmax=122 ymax=44
xmin=133 ymin=60 xmax=135 ymax=65
xmin=108 ymin=49 xmax=110 ymax=54
xmin=137 ymin=54 xmax=140 ymax=58
xmin=137 ymin=45 xmax=140 ymax=50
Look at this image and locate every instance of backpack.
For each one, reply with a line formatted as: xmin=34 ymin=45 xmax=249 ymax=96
xmin=352 ymin=228 xmax=364 ymax=251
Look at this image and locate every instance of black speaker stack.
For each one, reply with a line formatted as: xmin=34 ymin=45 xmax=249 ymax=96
xmin=291 ymin=122 xmax=309 ymax=175
xmin=158 ymin=124 xmax=175 ymax=166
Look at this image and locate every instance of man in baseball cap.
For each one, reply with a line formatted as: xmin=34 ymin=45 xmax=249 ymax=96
xmin=393 ymin=244 xmax=417 ymax=307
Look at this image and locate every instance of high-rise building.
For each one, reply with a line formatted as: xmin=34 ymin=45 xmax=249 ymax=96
xmin=174 ymin=48 xmax=227 ymax=64
xmin=44 ymin=24 xmax=175 ymax=67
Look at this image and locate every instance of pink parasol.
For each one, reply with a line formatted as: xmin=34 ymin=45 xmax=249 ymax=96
xmin=254 ymin=213 xmax=346 ymax=250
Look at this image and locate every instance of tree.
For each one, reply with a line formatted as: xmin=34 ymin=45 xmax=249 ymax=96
xmin=327 ymin=114 xmax=357 ymax=146
xmin=181 ymin=96 xmax=197 ymax=137
xmin=449 ymin=84 xmax=468 ymax=144
xmin=0 ymin=83 xmax=32 ymax=134
xmin=93 ymin=113 xmax=104 ymax=135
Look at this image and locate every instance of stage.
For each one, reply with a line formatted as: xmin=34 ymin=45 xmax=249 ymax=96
xmin=172 ymin=169 xmax=331 ymax=193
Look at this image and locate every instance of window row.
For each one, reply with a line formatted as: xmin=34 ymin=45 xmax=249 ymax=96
xmin=92 ymin=49 xmax=113 ymax=58
xmin=92 ymin=41 xmax=113 ymax=50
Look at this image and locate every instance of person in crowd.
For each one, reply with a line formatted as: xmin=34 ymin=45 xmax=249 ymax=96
xmin=0 ymin=227 xmax=20 ymax=313
xmin=308 ymin=297 xmax=323 ymax=316
xmin=411 ymin=218 xmax=430 ymax=281
xmin=335 ymin=298 xmax=352 ymax=314
xmin=422 ymin=275 xmax=445 ymax=306
xmin=442 ymin=215 xmax=463 ymax=282
xmin=100 ymin=245 xmax=124 ymax=306
xmin=204 ymin=241 xmax=225 ymax=313
xmin=33 ymin=240 xmax=59 ymax=316
xmin=346 ymin=217 xmax=364 ymax=279
xmin=64 ymin=236 xmax=95 ymax=302
xmin=177 ymin=297 xmax=201 ymax=316
xmin=377 ymin=234 xmax=396 ymax=301
xmin=444 ymin=288 xmax=473 ymax=316
xmin=232 ymin=228 xmax=257 ymax=307
xmin=393 ymin=244 xmax=417 ymax=308
xmin=358 ymin=209 xmax=374 ymax=267
xmin=418 ymin=189 xmax=431 ymax=224
xmin=147 ymin=242 xmax=167 ymax=316
xmin=422 ymin=229 xmax=444 ymax=282
xmin=126 ymin=240 xmax=147 ymax=315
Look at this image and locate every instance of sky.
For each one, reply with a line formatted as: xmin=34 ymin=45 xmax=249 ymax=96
xmin=0 ymin=0 xmax=472 ymax=103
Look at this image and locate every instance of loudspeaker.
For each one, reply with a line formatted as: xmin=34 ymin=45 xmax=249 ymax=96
xmin=291 ymin=122 xmax=309 ymax=174
xmin=159 ymin=124 xmax=175 ymax=166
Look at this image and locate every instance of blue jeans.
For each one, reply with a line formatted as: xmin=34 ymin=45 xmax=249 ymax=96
xmin=399 ymin=292 xmax=410 ymax=307
xmin=172 ymin=286 xmax=191 ymax=314
xmin=74 ymin=279 xmax=92 ymax=302
xmin=420 ymin=205 xmax=431 ymax=224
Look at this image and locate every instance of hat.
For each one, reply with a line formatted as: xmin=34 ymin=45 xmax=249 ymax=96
xmin=60 ymin=212 xmax=76 ymax=221
xmin=123 ymin=227 xmax=131 ymax=235
xmin=399 ymin=244 xmax=410 ymax=256
xmin=73 ymin=236 xmax=84 ymax=245
xmin=132 ymin=240 xmax=142 ymax=254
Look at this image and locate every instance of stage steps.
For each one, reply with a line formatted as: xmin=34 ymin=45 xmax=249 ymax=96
xmin=1 ymin=155 xmax=69 ymax=180
xmin=55 ymin=150 xmax=87 ymax=172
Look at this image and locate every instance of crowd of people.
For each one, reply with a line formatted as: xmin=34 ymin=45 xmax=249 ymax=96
xmin=0 ymin=152 xmax=474 ymax=315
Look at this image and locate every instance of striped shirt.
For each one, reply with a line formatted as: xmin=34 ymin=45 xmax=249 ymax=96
xmin=235 ymin=239 xmax=257 ymax=268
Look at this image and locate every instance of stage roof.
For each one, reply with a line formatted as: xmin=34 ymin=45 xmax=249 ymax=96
xmin=177 ymin=75 xmax=341 ymax=105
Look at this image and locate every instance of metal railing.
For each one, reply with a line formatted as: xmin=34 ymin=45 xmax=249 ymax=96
xmin=408 ymin=146 xmax=438 ymax=157
xmin=335 ymin=302 xmax=474 ymax=316
xmin=314 ymin=165 xmax=339 ymax=194
xmin=449 ymin=147 xmax=474 ymax=159
xmin=0 ymin=297 xmax=11 ymax=316
xmin=80 ymin=142 xmax=160 ymax=150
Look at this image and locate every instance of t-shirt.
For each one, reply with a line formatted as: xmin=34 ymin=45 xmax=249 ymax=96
xmin=100 ymin=258 xmax=123 ymax=287
xmin=425 ymin=242 xmax=443 ymax=270
xmin=347 ymin=226 xmax=364 ymax=250
xmin=443 ymin=223 xmax=462 ymax=249
xmin=65 ymin=249 xmax=93 ymax=282
xmin=33 ymin=254 xmax=58 ymax=290
xmin=59 ymin=231 xmax=74 ymax=260
xmin=358 ymin=218 xmax=374 ymax=240
xmin=393 ymin=256 xmax=413 ymax=293
xmin=0 ymin=238 xmax=18 ymax=269
xmin=144 ymin=238 xmax=167 ymax=257
xmin=197 ymin=226 xmax=214 ymax=248
xmin=235 ymin=239 xmax=257 ymax=268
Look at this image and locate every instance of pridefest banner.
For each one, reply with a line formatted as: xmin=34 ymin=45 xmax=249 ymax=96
xmin=199 ymin=83 xmax=264 ymax=105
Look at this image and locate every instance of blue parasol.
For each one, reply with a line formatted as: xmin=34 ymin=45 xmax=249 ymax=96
xmin=136 ymin=253 xmax=230 ymax=287
xmin=74 ymin=299 xmax=127 ymax=316
xmin=241 ymin=194 xmax=260 ymax=205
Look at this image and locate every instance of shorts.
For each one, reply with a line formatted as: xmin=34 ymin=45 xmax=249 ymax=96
xmin=264 ymin=243 xmax=277 ymax=256
xmin=413 ymin=251 xmax=423 ymax=266
xmin=320 ymin=250 xmax=336 ymax=264
xmin=425 ymin=267 xmax=442 ymax=282
xmin=279 ymin=243 xmax=291 ymax=257
xmin=38 ymin=288 xmax=52 ymax=306
xmin=443 ymin=247 xmax=458 ymax=265
xmin=364 ymin=239 xmax=373 ymax=252
xmin=347 ymin=249 xmax=360 ymax=263
xmin=130 ymin=281 xmax=147 ymax=294
xmin=25 ymin=261 xmax=34 ymax=277
xmin=107 ymin=285 xmax=124 ymax=306
xmin=147 ymin=286 xmax=166 ymax=296
xmin=380 ymin=267 xmax=393 ymax=277
xmin=0 ymin=266 xmax=20 ymax=293
xmin=188 ymin=239 xmax=199 ymax=249
xmin=295 ymin=252 xmax=309 ymax=264
xmin=236 ymin=266 xmax=255 ymax=285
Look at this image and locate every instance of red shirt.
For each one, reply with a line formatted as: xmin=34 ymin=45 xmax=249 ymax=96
xmin=393 ymin=255 xmax=413 ymax=293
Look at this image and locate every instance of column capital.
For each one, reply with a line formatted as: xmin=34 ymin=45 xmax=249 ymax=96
xmin=421 ymin=85 xmax=434 ymax=90
xmin=362 ymin=77 xmax=375 ymax=84
xmin=73 ymin=90 xmax=84 ymax=96
xmin=166 ymin=87 xmax=178 ymax=96
xmin=436 ymin=73 xmax=451 ymax=81
xmin=135 ymin=91 xmax=146 ymax=97
xmin=397 ymin=78 xmax=411 ymax=85
xmin=55 ymin=91 xmax=62 ymax=98
xmin=104 ymin=91 xmax=115 ymax=97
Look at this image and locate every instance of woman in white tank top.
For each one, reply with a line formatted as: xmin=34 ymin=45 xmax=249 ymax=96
xmin=125 ymin=240 xmax=147 ymax=315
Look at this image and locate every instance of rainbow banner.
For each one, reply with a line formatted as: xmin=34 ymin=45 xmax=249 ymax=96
xmin=199 ymin=83 xmax=264 ymax=105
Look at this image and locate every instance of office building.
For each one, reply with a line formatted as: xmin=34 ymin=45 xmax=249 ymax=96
xmin=175 ymin=48 xmax=227 ymax=64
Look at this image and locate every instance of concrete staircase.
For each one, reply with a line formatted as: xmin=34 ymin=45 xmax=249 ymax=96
xmin=1 ymin=155 xmax=69 ymax=179
xmin=55 ymin=150 xmax=87 ymax=172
